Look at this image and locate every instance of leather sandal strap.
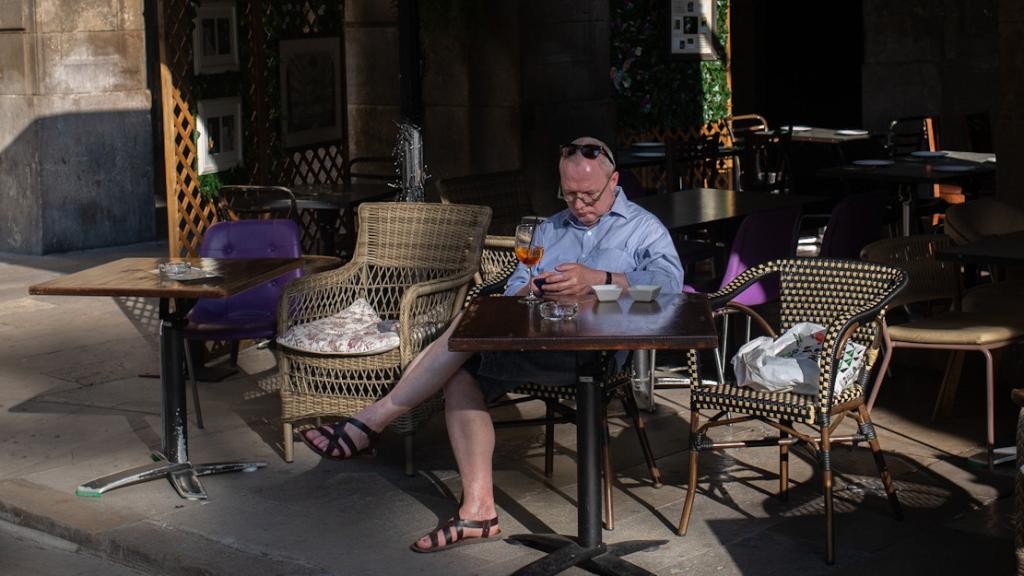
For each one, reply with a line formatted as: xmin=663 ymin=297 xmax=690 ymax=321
xmin=452 ymin=515 xmax=499 ymax=538
xmin=318 ymin=427 xmax=344 ymax=458
xmin=326 ymin=424 xmax=358 ymax=457
xmin=347 ymin=417 xmax=381 ymax=442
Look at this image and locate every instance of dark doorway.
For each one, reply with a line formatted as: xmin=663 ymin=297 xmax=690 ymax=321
xmin=731 ymin=0 xmax=864 ymax=129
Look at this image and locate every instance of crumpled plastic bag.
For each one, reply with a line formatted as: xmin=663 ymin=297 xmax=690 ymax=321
xmin=731 ymin=322 xmax=866 ymax=397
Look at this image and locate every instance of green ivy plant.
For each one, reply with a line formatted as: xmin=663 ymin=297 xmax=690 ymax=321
xmin=611 ymin=0 xmax=731 ymax=133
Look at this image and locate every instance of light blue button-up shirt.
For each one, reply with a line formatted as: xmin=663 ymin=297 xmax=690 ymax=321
xmin=504 ymin=189 xmax=684 ymax=296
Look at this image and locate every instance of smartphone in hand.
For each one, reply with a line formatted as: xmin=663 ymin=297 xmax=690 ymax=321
xmin=533 ymin=277 xmax=547 ymax=294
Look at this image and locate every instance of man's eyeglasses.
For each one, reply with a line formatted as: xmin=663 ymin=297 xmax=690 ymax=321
xmin=560 ymin=143 xmax=616 ymax=167
xmin=561 ymin=171 xmax=614 ymax=207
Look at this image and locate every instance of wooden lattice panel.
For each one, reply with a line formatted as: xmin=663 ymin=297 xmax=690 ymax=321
xmin=171 ymin=90 xmax=217 ymax=257
xmin=620 ymin=121 xmax=735 ymax=191
xmin=285 ymin=145 xmax=346 ymax=185
xmin=162 ymin=0 xmax=350 ymax=256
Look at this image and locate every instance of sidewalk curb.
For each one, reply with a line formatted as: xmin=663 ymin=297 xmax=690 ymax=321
xmin=0 ymin=479 xmax=330 ymax=576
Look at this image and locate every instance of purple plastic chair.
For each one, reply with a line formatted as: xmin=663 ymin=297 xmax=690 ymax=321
xmin=183 ymin=219 xmax=303 ymax=428
xmin=676 ymin=207 xmax=801 ymax=384
xmin=819 ymin=192 xmax=888 ymax=259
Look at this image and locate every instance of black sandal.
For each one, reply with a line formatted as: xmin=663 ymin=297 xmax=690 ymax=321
xmin=298 ymin=417 xmax=380 ymax=461
xmin=409 ymin=514 xmax=502 ymax=553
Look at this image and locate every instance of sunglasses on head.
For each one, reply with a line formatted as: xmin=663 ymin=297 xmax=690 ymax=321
xmin=560 ymin=143 xmax=616 ymax=166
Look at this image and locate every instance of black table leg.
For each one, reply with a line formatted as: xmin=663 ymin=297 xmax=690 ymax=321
xmin=508 ymin=353 xmax=667 ymax=576
xmin=75 ymin=298 xmax=267 ymax=500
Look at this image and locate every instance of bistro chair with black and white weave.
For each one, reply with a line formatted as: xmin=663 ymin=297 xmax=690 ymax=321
xmin=677 ymin=258 xmax=908 ymax=564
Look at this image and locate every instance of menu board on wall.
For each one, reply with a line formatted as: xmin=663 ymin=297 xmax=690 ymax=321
xmin=669 ymin=0 xmax=716 ymax=60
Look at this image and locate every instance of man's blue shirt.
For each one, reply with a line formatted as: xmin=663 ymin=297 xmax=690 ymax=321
xmin=504 ymin=189 xmax=684 ymax=295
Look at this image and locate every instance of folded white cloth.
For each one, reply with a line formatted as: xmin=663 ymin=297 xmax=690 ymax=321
xmin=277 ymin=298 xmax=400 ymax=356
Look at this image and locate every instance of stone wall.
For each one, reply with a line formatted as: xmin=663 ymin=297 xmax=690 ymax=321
xmin=421 ymin=1 xmax=522 ymax=188
xmin=0 ymin=0 xmax=154 ymax=254
xmin=344 ymin=1 xmax=400 ymax=176
xmin=862 ymin=0 xmax=998 ymax=150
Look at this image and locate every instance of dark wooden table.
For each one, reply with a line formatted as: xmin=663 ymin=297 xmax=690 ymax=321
xmin=783 ymin=127 xmax=873 ymax=145
xmin=817 ymin=154 xmax=997 ymax=235
xmin=935 ymin=230 xmax=1024 ymax=267
xmin=450 ymin=295 xmax=718 ymax=576
xmin=616 ymin=145 xmax=741 ymax=171
xmin=633 ymin=187 xmax=827 ymax=232
xmin=29 ymin=256 xmax=337 ymax=500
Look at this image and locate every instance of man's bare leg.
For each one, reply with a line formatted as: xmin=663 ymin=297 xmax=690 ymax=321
xmin=304 ymin=316 xmax=472 ymax=456
xmin=412 ymin=367 xmax=500 ymax=550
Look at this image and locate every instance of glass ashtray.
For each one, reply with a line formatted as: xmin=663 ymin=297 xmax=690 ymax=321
xmin=539 ymin=301 xmax=578 ymax=320
xmin=158 ymin=262 xmax=192 ymax=277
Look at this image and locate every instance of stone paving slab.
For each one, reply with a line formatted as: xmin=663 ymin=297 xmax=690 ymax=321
xmin=0 ymin=242 xmax=1018 ymax=575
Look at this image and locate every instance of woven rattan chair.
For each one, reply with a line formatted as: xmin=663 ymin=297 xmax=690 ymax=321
xmin=678 ymin=258 xmax=908 ymax=565
xmin=464 ymin=234 xmax=518 ymax=303
xmin=862 ymin=235 xmax=1024 ymax=467
xmin=276 ymin=202 xmax=491 ymax=473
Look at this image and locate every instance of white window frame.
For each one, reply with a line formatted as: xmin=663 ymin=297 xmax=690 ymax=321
xmin=193 ymin=2 xmax=239 ymax=74
xmin=197 ymin=97 xmax=243 ymax=175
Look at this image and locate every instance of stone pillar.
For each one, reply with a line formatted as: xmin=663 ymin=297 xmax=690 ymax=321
xmin=0 ymin=0 xmax=154 ymax=254
xmin=521 ymin=1 xmax=614 ymax=216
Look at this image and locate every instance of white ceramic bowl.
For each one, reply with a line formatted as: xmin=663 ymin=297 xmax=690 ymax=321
xmin=591 ymin=284 xmax=623 ymax=302
xmin=629 ymin=285 xmax=662 ymax=302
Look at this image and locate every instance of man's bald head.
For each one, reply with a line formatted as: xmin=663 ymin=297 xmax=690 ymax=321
xmin=559 ymin=136 xmax=616 ymax=178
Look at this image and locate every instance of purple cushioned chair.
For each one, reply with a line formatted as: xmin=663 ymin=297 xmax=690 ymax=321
xmin=183 ymin=219 xmax=303 ymax=428
xmin=819 ymin=192 xmax=888 ymax=259
xmin=674 ymin=207 xmax=801 ymax=385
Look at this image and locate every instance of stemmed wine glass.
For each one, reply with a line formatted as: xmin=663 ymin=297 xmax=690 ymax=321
xmin=514 ymin=223 xmax=544 ymax=304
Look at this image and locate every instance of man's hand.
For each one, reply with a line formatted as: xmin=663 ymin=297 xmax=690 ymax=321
xmin=539 ymin=264 xmax=606 ymax=296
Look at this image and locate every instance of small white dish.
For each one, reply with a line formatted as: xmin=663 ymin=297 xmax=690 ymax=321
xmin=836 ymin=129 xmax=869 ymax=136
xmin=910 ymin=150 xmax=948 ymax=158
xmin=591 ymin=284 xmax=623 ymax=302
xmin=852 ymin=159 xmax=895 ymax=167
xmin=629 ymin=285 xmax=662 ymax=302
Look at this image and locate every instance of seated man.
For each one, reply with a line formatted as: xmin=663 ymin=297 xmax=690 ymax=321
xmin=300 ymin=136 xmax=683 ymax=553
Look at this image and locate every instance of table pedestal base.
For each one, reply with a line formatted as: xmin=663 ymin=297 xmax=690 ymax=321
xmin=509 ymin=534 xmax=667 ymax=576
xmin=75 ymin=452 xmax=267 ymax=500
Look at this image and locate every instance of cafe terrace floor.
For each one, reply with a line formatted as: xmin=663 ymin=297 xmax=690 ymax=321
xmin=0 ymin=241 xmax=1016 ymax=575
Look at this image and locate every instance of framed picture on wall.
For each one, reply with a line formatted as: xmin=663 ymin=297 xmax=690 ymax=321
xmin=193 ymin=1 xmax=239 ymax=74
xmin=197 ymin=97 xmax=243 ymax=174
xmin=667 ymin=0 xmax=718 ymax=60
xmin=279 ymin=37 xmax=344 ymax=148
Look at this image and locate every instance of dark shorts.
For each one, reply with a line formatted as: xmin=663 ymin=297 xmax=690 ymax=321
xmin=462 ymin=351 xmax=578 ymax=403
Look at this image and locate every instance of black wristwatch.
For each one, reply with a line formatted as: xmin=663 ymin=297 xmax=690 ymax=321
xmin=605 ymin=271 xmax=612 ymax=285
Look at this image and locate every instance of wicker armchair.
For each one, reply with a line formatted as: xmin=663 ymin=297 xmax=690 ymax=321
xmin=678 ymin=258 xmax=908 ymax=565
xmin=276 ymin=203 xmax=491 ymax=473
